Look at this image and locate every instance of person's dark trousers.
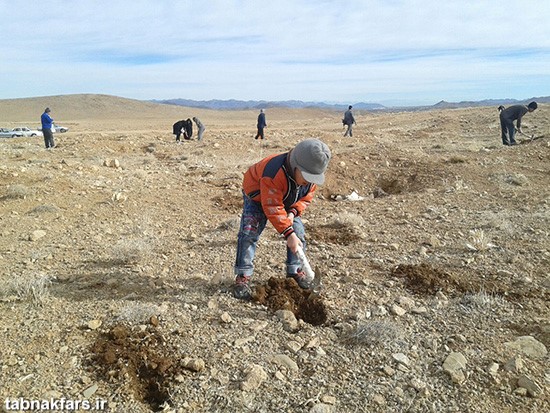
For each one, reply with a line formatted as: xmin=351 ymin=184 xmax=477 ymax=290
xmin=254 ymin=127 xmax=265 ymax=140
xmin=43 ymin=129 xmax=55 ymax=148
xmin=500 ymin=116 xmax=515 ymax=145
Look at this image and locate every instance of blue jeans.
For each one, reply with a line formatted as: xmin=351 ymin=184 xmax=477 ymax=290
xmin=500 ymin=116 xmax=516 ymax=145
xmin=234 ymin=193 xmax=306 ymax=277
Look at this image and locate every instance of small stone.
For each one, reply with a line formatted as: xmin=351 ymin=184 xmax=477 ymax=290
xmin=392 ymin=353 xmax=410 ymax=366
xmin=240 ymin=364 xmax=267 ymax=391
xmin=517 ymin=375 xmax=542 ymax=397
xmin=285 ymin=341 xmax=303 ymax=353
xmin=220 ymin=312 xmax=232 ymax=323
xmin=276 ymin=309 xmax=299 ymax=332
xmin=487 ymin=362 xmax=499 ymax=376
xmin=87 ymin=320 xmax=102 ymax=330
xmin=149 ymin=315 xmax=159 ymax=327
xmin=443 ymin=352 xmax=467 ymax=371
xmin=309 ymin=403 xmax=334 ymax=413
xmin=504 ymin=336 xmax=547 ymax=358
xmin=183 ymin=358 xmax=205 ymax=372
xmin=272 ymin=354 xmax=299 ymax=372
xmin=82 ymin=383 xmax=98 ymax=398
xmin=398 ymin=296 xmax=415 ymax=309
xmin=390 ymin=304 xmax=407 ymax=316
xmin=29 ymin=230 xmax=47 ymax=241
xmin=383 ymin=366 xmax=395 ymax=376
xmin=373 ymin=394 xmax=386 ymax=406
xmin=504 ymin=356 xmax=523 ymax=372
xmin=320 ymin=395 xmax=336 ymax=405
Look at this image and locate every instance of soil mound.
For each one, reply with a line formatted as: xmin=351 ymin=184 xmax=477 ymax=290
xmin=254 ymin=277 xmax=328 ymax=326
xmin=90 ymin=325 xmax=179 ymax=411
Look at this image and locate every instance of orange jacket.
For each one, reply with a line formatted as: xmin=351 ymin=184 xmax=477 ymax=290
xmin=243 ymin=152 xmax=316 ymax=238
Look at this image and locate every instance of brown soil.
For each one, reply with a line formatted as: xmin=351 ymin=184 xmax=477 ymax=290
xmin=90 ymin=325 xmax=179 ymax=411
xmin=253 ymin=277 xmax=328 ymax=326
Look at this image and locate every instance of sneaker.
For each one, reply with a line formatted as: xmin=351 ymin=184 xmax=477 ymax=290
xmin=287 ymin=269 xmax=312 ymax=289
xmin=233 ymin=275 xmax=252 ymax=300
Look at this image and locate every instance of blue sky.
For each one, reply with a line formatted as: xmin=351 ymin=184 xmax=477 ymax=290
xmin=1 ymin=0 xmax=549 ymax=106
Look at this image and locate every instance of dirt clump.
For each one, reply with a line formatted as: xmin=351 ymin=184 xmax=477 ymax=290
xmin=254 ymin=277 xmax=328 ymax=326
xmin=392 ymin=263 xmax=464 ymax=295
xmin=90 ymin=325 xmax=179 ymax=411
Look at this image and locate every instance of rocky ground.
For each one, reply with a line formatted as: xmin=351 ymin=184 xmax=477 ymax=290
xmin=0 ymin=95 xmax=548 ymax=412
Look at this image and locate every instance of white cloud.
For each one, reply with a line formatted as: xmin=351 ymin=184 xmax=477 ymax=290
xmin=1 ymin=0 xmax=549 ymax=104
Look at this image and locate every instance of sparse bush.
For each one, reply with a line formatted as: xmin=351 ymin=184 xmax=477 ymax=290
xmin=112 ymin=238 xmax=151 ymax=264
xmin=0 ymin=272 xmax=52 ymax=304
xmin=117 ymin=303 xmax=163 ymax=323
xmin=6 ymin=184 xmax=31 ymax=199
xmin=466 ymin=229 xmax=495 ymax=251
xmin=343 ymin=320 xmax=404 ymax=349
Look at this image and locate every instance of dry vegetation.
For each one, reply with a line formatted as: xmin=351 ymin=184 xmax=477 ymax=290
xmin=0 ymin=95 xmax=548 ymax=412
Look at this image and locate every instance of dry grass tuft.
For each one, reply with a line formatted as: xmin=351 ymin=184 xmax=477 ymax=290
xmin=343 ymin=320 xmax=404 ymax=349
xmin=0 ymin=273 xmax=53 ymax=304
xmin=5 ymin=184 xmax=32 ymax=199
xmin=112 ymin=238 xmax=151 ymax=264
xmin=117 ymin=303 xmax=163 ymax=323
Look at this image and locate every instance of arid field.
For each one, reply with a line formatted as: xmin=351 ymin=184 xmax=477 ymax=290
xmin=0 ymin=94 xmax=548 ymax=412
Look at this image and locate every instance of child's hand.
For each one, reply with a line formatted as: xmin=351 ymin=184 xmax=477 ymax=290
xmin=286 ymin=233 xmax=303 ymax=254
xmin=287 ymin=212 xmax=295 ymax=223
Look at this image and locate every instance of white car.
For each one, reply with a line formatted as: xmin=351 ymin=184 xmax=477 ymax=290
xmin=0 ymin=128 xmax=23 ymax=138
xmin=12 ymin=127 xmax=43 ymax=137
xmin=52 ymin=124 xmax=69 ymax=133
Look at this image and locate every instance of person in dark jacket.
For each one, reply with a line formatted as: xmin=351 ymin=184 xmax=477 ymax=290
xmin=184 ymin=118 xmax=193 ymax=140
xmin=173 ymin=119 xmax=185 ymax=142
xmin=233 ymin=138 xmax=331 ymax=300
xmin=254 ymin=109 xmax=267 ymax=140
xmin=41 ymin=107 xmax=55 ymax=149
xmin=499 ymin=101 xmax=537 ymax=145
xmin=343 ymin=105 xmax=356 ymax=137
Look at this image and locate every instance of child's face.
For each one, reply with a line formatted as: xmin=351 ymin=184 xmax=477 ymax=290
xmin=294 ymin=168 xmax=309 ymax=186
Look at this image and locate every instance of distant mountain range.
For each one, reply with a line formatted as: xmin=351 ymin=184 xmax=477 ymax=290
xmin=151 ymin=96 xmax=550 ymax=111
xmin=151 ymin=98 xmax=385 ymax=111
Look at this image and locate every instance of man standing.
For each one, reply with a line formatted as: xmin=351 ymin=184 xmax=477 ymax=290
xmin=192 ymin=117 xmax=205 ymax=141
xmin=41 ymin=107 xmax=55 ymax=149
xmin=343 ymin=105 xmax=356 ymax=137
xmin=254 ymin=109 xmax=267 ymax=140
xmin=499 ymin=101 xmax=537 ymax=145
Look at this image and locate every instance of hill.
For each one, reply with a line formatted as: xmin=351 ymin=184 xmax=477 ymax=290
xmin=0 ymin=95 xmax=548 ymax=412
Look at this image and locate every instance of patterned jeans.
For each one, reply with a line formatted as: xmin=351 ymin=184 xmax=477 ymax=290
xmin=234 ymin=193 xmax=306 ymax=277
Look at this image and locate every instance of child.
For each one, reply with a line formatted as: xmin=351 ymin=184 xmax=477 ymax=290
xmin=233 ymin=138 xmax=331 ymax=300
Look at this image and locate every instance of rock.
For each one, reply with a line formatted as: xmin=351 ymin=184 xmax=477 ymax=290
xmin=271 ymin=354 xmax=299 ymax=372
xmin=87 ymin=320 xmax=102 ymax=330
xmin=392 ymin=353 xmax=410 ymax=366
xmin=240 ymin=364 xmax=267 ymax=391
xmin=320 ymin=395 xmax=336 ymax=405
xmin=487 ymin=362 xmax=499 ymax=376
xmin=372 ymin=394 xmax=386 ymax=406
xmin=443 ymin=352 xmax=467 ymax=371
xmin=390 ymin=304 xmax=407 ymax=316
xmin=276 ymin=309 xmax=299 ymax=332
xmin=309 ymin=403 xmax=334 ymax=413
xmin=517 ymin=375 xmax=542 ymax=397
xmin=183 ymin=358 xmax=205 ymax=372
xmin=220 ymin=312 xmax=232 ymax=323
xmin=443 ymin=352 xmax=467 ymax=384
xmin=398 ymin=296 xmax=415 ymax=309
xmin=504 ymin=336 xmax=547 ymax=358
xmin=504 ymin=356 xmax=523 ymax=372
xmin=29 ymin=230 xmax=47 ymax=241
xmin=82 ymin=383 xmax=98 ymax=398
